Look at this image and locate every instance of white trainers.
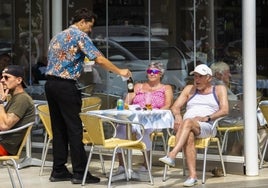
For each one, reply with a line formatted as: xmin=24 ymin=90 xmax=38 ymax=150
xmin=159 ymin=156 xmax=175 ymax=167
xmin=183 ymin=178 xmax=198 ymax=187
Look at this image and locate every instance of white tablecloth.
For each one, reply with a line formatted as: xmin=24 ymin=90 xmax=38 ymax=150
xmin=86 ymin=108 xmax=174 ymax=129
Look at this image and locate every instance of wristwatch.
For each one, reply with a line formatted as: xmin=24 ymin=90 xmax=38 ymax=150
xmin=0 ymin=99 xmax=4 ymax=104
xmin=206 ymin=115 xmax=211 ymax=122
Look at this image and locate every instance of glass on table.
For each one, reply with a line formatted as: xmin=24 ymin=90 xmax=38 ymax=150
xmin=145 ymin=92 xmax=152 ymax=110
xmin=124 ymin=93 xmax=130 ymax=110
xmin=124 ymin=103 xmax=129 ymax=110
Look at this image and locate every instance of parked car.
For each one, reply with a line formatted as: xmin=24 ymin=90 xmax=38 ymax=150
xmin=78 ymin=36 xmax=188 ymax=98
xmin=91 ymin=25 xmax=149 ymax=38
xmin=0 ymin=40 xmax=12 ymax=54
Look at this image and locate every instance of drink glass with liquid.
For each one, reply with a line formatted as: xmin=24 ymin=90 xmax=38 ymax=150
xmin=145 ymin=92 xmax=152 ymax=110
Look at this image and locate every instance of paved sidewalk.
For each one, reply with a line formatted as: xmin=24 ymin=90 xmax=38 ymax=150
xmin=1 ymin=159 xmax=268 ymax=188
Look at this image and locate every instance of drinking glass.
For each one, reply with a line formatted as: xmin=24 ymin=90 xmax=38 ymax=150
xmin=145 ymin=92 xmax=152 ymax=110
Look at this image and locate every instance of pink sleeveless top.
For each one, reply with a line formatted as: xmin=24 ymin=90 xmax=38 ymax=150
xmin=132 ymin=85 xmax=166 ymax=109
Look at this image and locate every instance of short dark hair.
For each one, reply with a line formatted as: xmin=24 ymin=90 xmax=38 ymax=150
xmin=72 ymin=8 xmax=97 ymax=24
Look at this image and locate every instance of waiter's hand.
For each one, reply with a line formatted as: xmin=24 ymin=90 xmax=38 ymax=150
xmin=119 ymin=69 xmax=132 ymax=78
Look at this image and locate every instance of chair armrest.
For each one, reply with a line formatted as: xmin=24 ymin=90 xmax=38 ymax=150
xmin=166 ymin=116 xmax=226 ymax=137
xmin=101 ymin=119 xmax=118 ymax=138
xmin=0 ymin=122 xmax=35 ymax=135
xmin=81 ymin=103 xmax=101 ymax=112
xmin=212 ymin=116 xmax=226 ymax=130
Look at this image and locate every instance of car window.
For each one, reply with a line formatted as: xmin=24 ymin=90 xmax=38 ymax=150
xmin=93 ymin=39 xmax=138 ymax=61
xmin=92 ymin=38 xmax=187 ymax=72
xmin=117 ymin=41 xmax=167 ymax=60
xmin=89 ymin=38 xmax=188 ymax=97
xmin=162 ymin=47 xmax=186 ymax=70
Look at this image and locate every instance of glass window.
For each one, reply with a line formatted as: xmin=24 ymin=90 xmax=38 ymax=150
xmin=2 ymin=0 xmax=267 ymax=157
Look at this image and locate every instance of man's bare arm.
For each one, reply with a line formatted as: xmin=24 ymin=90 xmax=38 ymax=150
xmin=0 ymin=105 xmax=20 ymax=131
xmin=95 ymin=56 xmax=131 ymax=77
xmin=208 ymin=85 xmax=229 ymax=121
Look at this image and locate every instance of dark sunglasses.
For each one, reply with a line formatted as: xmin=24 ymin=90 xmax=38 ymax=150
xmin=146 ymin=69 xmax=161 ymax=74
xmin=1 ymin=75 xmax=10 ymax=80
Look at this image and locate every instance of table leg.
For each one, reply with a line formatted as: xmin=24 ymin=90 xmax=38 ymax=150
xmin=131 ymin=170 xmax=150 ymax=181
xmin=110 ymin=173 xmax=127 ymax=182
xmin=111 ymin=123 xmax=150 ymax=182
xmin=127 ymin=149 xmax=132 ymax=178
xmin=109 ymin=168 xmax=150 ymax=182
xmin=108 ymin=123 xmax=150 ymax=183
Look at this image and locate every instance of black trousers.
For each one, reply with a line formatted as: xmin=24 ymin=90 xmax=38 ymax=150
xmin=45 ymin=76 xmax=88 ymax=175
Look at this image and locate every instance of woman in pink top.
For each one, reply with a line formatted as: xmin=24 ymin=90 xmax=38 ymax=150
xmin=116 ymin=61 xmax=173 ymax=172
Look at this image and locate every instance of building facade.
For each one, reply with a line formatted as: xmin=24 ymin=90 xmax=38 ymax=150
xmin=0 ymin=0 xmax=267 ymax=161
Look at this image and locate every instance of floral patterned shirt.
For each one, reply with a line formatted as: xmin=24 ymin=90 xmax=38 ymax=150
xmin=46 ymin=25 xmax=102 ymax=80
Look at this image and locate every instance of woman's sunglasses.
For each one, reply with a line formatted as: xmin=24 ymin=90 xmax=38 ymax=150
xmin=146 ymin=69 xmax=161 ymax=75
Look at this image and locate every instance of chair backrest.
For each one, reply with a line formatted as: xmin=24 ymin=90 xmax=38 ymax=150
xmin=81 ymin=97 xmax=102 ymax=144
xmin=37 ymin=104 xmax=53 ymax=140
xmin=16 ymin=122 xmax=34 ymax=157
xmin=92 ymin=93 xmax=120 ymax=109
xmin=259 ymin=100 xmax=268 ymax=122
xmin=81 ymin=97 xmax=102 ymax=112
xmin=0 ymin=122 xmax=34 ymax=158
xmin=80 ymin=113 xmax=106 ymax=145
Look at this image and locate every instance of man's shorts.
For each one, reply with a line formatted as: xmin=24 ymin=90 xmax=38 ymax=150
xmin=0 ymin=144 xmax=8 ymax=156
xmin=196 ymin=121 xmax=216 ymax=138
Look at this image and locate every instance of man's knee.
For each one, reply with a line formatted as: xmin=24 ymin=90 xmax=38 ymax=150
xmin=183 ymin=119 xmax=195 ymax=129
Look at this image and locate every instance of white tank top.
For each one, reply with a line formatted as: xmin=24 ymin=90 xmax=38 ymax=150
xmin=183 ymin=86 xmax=219 ymax=120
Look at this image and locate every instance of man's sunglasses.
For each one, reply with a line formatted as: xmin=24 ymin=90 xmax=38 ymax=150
xmin=1 ymin=75 xmax=10 ymax=80
xmin=146 ymin=69 xmax=161 ymax=74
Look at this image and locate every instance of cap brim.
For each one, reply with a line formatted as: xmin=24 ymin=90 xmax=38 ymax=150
xmin=189 ymin=70 xmax=209 ymax=76
xmin=190 ymin=70 xmax=205 ymax=75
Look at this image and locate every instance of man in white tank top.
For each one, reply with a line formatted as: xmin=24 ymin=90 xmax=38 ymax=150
xmin=159 ymin=64 xmax=229 ymax=187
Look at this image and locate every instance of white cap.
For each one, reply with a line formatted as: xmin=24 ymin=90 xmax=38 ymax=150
xmin=190 ymin=64 xmax=212 ymax=76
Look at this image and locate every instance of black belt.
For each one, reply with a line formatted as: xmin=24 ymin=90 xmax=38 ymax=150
xmin=46 ymin=75 xmax=76 ymax=83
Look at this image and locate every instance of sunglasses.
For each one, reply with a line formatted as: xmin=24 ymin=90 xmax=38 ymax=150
xmin=1 ymin=75 xmax=10 ymax=80
xmin=146 ymin=69 xmax=161 ymax=74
